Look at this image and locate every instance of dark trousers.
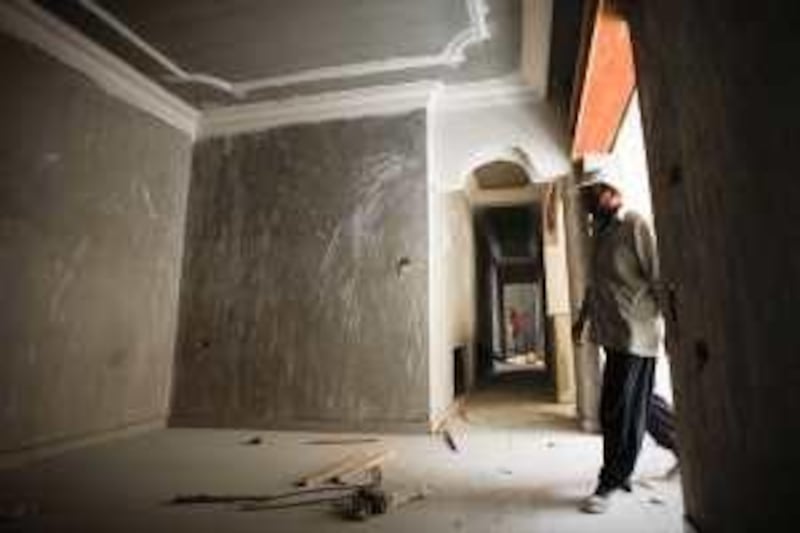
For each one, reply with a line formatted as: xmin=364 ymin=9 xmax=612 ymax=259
xmin=598 ymin=349 xmax=656 ymax=490
xmin=648 ymin=392 xmax=678 ymax=455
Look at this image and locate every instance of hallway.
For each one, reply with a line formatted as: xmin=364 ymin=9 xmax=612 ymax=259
xmin=1 ymin=374 xmax=682 ymax=532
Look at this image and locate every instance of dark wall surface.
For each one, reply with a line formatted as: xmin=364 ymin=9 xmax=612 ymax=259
xmin=625 ymin=1 xmax=800 ymax=530
xmin=172 ymin=112 xmax=429 ymax=430
xmin=0 ymin=35 xmax=192 ymax=453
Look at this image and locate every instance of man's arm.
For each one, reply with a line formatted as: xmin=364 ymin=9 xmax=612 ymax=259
xmin=631 ymin=214 xmax=659 ymax=284
xmin=630 ymin=214 xmax=667 ymax=313
xmin=572 ymin=285 xmax=593 ymax=343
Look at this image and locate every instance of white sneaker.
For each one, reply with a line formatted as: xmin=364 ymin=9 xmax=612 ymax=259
xmin=580 ymin=490 xmax=616 ymax=514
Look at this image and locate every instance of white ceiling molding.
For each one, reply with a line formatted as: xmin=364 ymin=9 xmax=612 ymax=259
xmin=435 ymin=74 xmax=543 ymax=113
xmin=200 ymin=75 xmax=545 ymax=139
xmin=520 ymin=0 xmax=553 ymax=98
xmin=199 ymin=81 xmax=443 ymax=138
xmin=78 ymin=0 xmax=491 ymax=98
xmin=1 ymin=1 xmax=547 ymax=142
xmin=0 ymin=0 xmax=199 ymax=138
xmin=77 ymin=0 xmax=237 ymax=95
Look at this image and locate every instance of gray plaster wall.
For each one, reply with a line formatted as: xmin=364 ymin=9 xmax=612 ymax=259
xmin=626 ymin=2 xmax=800 ymax=531
xmin=172 ymin=111 xmax=429 ymax=430
xmin=0 ymin=35 xmax=192 ymax=453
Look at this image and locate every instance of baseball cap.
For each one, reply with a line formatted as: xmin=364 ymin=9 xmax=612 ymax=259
xmin=576 ymin=155 xmax=622 ymax=193
xmin=577 ymin=167 xmax=620 ymax=191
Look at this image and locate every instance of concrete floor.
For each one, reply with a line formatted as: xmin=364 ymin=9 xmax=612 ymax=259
xmin=0 ymin=370 xmax=683 ymax=532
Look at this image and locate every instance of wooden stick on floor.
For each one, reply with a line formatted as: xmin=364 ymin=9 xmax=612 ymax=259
xmin=295 ymin=451 xmax=371 ymax=487
xmin=333 ymin=450 xmax=396 ymax=484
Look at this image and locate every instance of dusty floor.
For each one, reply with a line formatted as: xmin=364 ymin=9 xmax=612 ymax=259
xmin=0 ymin=369 xmax=683 ymax=532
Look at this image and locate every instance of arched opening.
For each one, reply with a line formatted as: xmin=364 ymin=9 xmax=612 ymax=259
xmin=470 ymin=162 xmax=548 ymax=380
xmin=435 ymin=153 xmax=578 ymax=430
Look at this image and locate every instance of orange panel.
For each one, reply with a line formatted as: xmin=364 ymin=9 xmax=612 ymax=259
xmin=572 ymin=0 xmax=636 ymax=158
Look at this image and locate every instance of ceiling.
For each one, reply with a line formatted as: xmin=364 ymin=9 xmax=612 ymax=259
xmin=37 ymin=0 xmax=523 ymax=108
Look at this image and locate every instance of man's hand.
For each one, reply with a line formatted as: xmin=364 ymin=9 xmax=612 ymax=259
xmin=572 ymin=321 xmax=585 ymax=344
xmin=573 ymin=289 xmax=591 ymax=345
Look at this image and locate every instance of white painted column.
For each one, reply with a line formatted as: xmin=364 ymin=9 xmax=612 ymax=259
xmin=542 ymin=181 xmax=576 ymax=404
xmin=563 ymin=172 xmax=601 ymax=432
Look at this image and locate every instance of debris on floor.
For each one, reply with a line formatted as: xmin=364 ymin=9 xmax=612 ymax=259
xmin=389 ymin=486 xmax=431 ymax=509
xmin=334 ymin=450 xmax=395 ymax=485
xmin=441 ymin=429 xmax=459 ymax=453
xmin=241 ymin=435 xmax=263 ymax=446
xmin=295 ymin=449 xmax=395 ymax=487
xmin=171 ymin=484 xmax=384 ymax=519
xmin=168 ymin=446 xmax=420 ymax=522
xmin=334 ymin=485 xmax=430 ymax=520
xmin=170 ymin=485 xmax=354 ymax=506
xmin=332 ymin=487 xmax=389 ymax=520
xmin=302 ymin=437 xmax=381 ymax=446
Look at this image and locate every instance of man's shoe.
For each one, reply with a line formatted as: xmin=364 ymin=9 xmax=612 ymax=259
xmin=580 ymin=487 xmax=618 ymax=514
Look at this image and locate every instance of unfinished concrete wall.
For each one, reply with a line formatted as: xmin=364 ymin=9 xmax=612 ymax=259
xmin=172 ymin=111 xmax=429 ymax=431
xmin=0 ymin=35 xmax=192 ymax=458
xmin=624 ymin=1 xmax=799 ymax=530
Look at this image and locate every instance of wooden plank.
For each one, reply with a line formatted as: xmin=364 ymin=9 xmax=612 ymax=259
xmin=333 ymin=450 xmax=396 ymax=484
xmin=294 ymin=451 xmax=370 ymax=487
xmin=302 ymin=437 xmax=381 ymax=446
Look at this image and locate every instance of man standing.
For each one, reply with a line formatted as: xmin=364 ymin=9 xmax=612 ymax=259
xmin=572 ymin=166 xmax=671 ymax=514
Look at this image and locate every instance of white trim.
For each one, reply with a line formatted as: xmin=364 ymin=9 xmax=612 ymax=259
xmin=436 ymin=74 xmax=543 ymax=112
xmin=200 ymin=75 xmax=545 ymax=138
xmin=0 ymin=0 xmax=199 ymax=138
xmin=200 ymin=81 xmax=443 ymax=138
xmin=521 ymin=0 xmax=553 ymax=98
xmin=0 ymin=1 xmax=542 ymax=141
xmin=233 ymin=55 xmax=449 ymax=96
xmin=78 ymin=0 xmax=237 ymax=95
xmin=454 ymin=145 xmax=543 ymax=189
xmin=77 ymin=0 xmax=491 ymax=97
xmin=426 ymin=82 xmax=442 ymax=422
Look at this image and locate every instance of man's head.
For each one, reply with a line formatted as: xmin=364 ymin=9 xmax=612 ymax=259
xmin=578 ymin=168 xmax=623 ymax=218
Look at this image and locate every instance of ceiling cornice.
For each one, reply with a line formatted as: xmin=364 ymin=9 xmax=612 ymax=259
xmin=435 ymin=75 xmax=543 ymax=113
xmin=77 ymin=0 xmax=492 ymax=98
xmin=199 ymin=81 xmax=443 ymax=139
xmin=1 ymin=1 xmax=550 ymax=141
xmin=201 ymin=75 xmax=543 ymax=139
xmin=0 ymin=0 xmax=199 ymax=138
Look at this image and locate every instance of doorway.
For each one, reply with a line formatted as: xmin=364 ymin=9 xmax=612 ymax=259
xmin=465 ymin=160 xmax=565 ymax=406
